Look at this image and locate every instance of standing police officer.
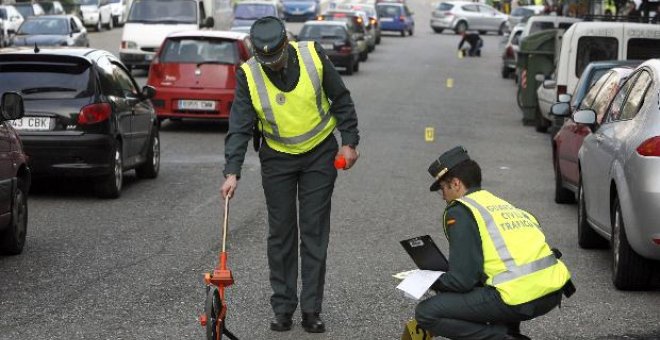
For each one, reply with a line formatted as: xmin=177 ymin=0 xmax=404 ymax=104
xmin=415 ymin=146 xmax=573 ymax=340
xmin=221 ymin=17 xmax=360 ymax=333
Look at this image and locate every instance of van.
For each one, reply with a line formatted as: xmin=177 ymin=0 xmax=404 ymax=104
xmin=538 ymin=22 xmax=660 ymax=123
xmin=119 ymin=0 xmax=224 ymax=71
xmin=520 ymin=15 xmax=581 ymax=40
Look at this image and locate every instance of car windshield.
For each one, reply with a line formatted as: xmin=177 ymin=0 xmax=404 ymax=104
xmin=299 ymin=24 xmax=347 ymax=39
xmin=15 ymin=5 xmax=34 ymax=18
xmin=511 ymin=7 xmax=532 ymax=16
xmin=529 ymin=21 xmax=553 ymax=35
xmin=160 ymin=38 xmax=239 ymax=64
xmin=80 ymin=0 xmax=99 ymax=5
xmin=234 ymin=4 xmax=276 ymax=19
xmin=128 ymin=0 xmax=197 ymax=24
xmin=437 ymin=2 xmax=452 ymax=10
xmin=40 ymin=2 xmax=54 ymax=12
xmin=110 ymin=0 xmax=122 ymax=3
xmin=377 ymin=5 xmax=400 ymax=17
xmin=0 ymin=63 xmax=93 ymax=99
xmin=17 ymin=18 xmax=69 ymax=35
xmin=0 ymin=9 xmax=6 ymax=19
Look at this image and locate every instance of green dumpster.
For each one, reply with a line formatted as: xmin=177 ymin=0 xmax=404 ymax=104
xmin=516 ymin=29 xmax=559 ymax=128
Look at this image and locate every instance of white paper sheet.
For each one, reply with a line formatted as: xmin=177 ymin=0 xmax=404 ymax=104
xmin=395 ymin=269 xmax=444 ymax=300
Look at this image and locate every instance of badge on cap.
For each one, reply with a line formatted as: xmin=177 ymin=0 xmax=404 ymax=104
xmin=264 ymin=45 xmax=269 ymax=53
xmin=276 ymin=92 xmax=286 ymax=105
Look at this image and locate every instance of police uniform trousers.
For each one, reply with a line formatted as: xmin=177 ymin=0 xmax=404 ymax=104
xmin=415 ymin=286 xmax=562 ymax=340
xmin=259 ymin=134 xmax=338 ymax=315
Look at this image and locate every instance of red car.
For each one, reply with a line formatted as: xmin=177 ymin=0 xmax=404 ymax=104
xmin=147 ymin=31 xmax=252 ymax=122
xmin=551 ymin=66 xmax=634 ymax=204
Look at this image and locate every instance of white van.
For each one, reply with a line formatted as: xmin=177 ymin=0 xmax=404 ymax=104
xmin=119 ymin=0 xmax=220 ymax=70
xmin=539 ymin=22 xmax=660 ymax=123
xmin=520 ymin=15 xmax=581 ymax=40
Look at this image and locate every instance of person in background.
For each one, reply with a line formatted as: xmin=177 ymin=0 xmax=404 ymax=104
xmin=458 ymin=31 xmax=483 ymax=57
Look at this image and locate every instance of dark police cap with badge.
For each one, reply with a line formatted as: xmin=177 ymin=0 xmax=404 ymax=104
xmin=250 ymin=16 xmax=289 ymax=66
xmin=428 ymin=146 xmax=471 ymax=191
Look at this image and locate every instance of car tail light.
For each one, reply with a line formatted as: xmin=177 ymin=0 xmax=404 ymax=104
xmin=505 ymin=45 xmax=514 ymax=58
xmin=317 ymin=15 xmax=323 ymax=20
xmin=443 ymin=11 xmax=453 ymax=17
xmin=370 ymin=18 xmax=376 ymax=25
xmin=636 ymin=136 xmax=660 ymax=157
xmin=340 ymin=45 xmax=352 ymax=54
xmin=399 ymin=15 xmax=405 ymax=22
xmin=334 ymin=13 xmax=346 ymax=17
xmin=78 ymin=103 xmax=112 ymax=125
xmin=653 ymin=237 xmax=660 ymax=245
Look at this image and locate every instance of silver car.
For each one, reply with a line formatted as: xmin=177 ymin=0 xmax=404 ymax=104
xmin=574 ymin=59 xmax=660 ymax=290
xmin=430 ymin=0 xmax=508 ymax=35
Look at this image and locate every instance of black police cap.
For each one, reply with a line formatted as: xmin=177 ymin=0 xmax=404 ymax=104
xmin=428 ymin=146 xmax=471 ymax=191
xmin=250 ymin=16 xmax=288 ymax=65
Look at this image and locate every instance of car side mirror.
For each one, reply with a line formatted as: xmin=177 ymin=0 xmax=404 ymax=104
xmin=534 ymin=73 xmax=545 ymax=82
xmin=202 ymin=16 xmax=214 ymax=28
xmin=558 ymin=93 xmax=571 ymax=103
xmin=543 ymin=79 xmax=557 ymax=89
xmin=141 ymin=85 xmax=156 ymax=99
xmin=551 ymin=102 xmax=570 ymax=117
xmin=572 ymin=109 xmax=596 ymax=126
xmin=1 ymin=92 xmax=24 ymax=121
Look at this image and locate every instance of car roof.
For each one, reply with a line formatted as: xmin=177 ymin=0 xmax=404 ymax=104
xmin=167 ymin=30 xmax=248 ymax=40
xmin=440 ymin=1 xmax=480 ymax=5
xmin=235 ymin=0 xmax=277 ymax=5
xmin=26 ymin=14 xmax=73 ymax=19
xmin=586 ymin=60 xmax=641 ymax=70
xmin=303 ymin=20 xmax=348 ymax=27
xmin=0 ymin=48 xmax=114 ymax=63
xmin=641 ymin=58 xmax=660 ymax=72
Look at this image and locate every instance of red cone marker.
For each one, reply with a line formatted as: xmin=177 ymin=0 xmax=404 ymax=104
xmin=334 ymin=155 xmax=346 ymax=170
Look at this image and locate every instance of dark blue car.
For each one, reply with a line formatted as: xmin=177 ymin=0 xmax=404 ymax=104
xmin=282 ymin=0 xmax=319 ymax=22
xmin=376 ymin=2 xmax=414 ymax=36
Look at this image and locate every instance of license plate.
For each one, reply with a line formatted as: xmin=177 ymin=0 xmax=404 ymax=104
xmin=145 ymin=54 xmax=154 ymax=61
xmin=321 ymin=44 xmax=333 ymax=50
xmin=10 ymin=117 xmax=51 ymax=131
xmin=178 ymin=100 xmax=216 ymax=110
xmin=380 ymin=17 xmax=394 ymax=21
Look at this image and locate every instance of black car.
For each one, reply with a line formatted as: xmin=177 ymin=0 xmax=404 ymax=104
xmin=12 ymin=15 xmax=89 ymax=47
xmin=298 ymin=21 xmax=360 ymax=75
xmin=0 ymin=48 xmax=160 ymax=198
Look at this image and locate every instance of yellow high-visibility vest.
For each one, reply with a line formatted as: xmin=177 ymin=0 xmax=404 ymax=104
xmin=241 ymin=41 xmax=336 ymax=154
xmin=445 ymin=190 xmax=571 ymax=305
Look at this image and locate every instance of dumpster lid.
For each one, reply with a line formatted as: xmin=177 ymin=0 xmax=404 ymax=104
xmin=520 ymin=29 xmax=559 ymax=55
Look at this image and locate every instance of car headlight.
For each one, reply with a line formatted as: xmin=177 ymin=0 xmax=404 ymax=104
xmin=122 ymin=40 xmax=137 ymax=49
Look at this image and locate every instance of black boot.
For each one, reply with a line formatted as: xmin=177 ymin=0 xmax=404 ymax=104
xmin=503 ymin=322 xmax=531 ymax=339
xmin=270 ymin=313 xmax=292 ymax=332
xmin=301 ymin=312 xmax=325 ymax=333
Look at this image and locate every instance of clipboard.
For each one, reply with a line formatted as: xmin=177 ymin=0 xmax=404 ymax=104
xmin=400 ymin=235 xmax=449 ymax=272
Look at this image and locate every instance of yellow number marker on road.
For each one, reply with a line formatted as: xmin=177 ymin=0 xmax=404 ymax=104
xmin=425 ymin=127 xmax=434 ymax=142
xmin=446 ymin=78 xmax=454 ymax=88
xmin=401 ymin=320 xmax=433 ymax=340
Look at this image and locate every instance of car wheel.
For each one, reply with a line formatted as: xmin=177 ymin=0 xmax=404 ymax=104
xmin=136 ymin=128 xmax=160 ymax=179
xmin=95 ymin=141 xmax=123 ymax=199
xmin=0 ymin=179 xmax=28 ymax=255
xmin=345 ymin=61 xmax=353 ymax=75
xmin=107 ymin=15 xmax=114 ymax=29
xmin=359 ymin=50 xmax=368 ymax=62
xmin=376 ymin=34 xmax=381 ymax=44
xmin=498 ymin=23 xmax=506 ymax=36
xmin=577 ymin=177 xmax=608 ymax=249
xmin=454 ymin=21 xmax=467 ymax=34
xmin=478 ymin=30 xmax=487 ymax=35
xmin=353 ymin=59 xmax=359 ymax=72
xmin=554 ymin=159 xmax=575 ymax=204
xmin=400 ymin=30 xmax=405 ymax=37
xmin=501 ymin=66 xmax=510 ymax=79
xmin=95 ymin=17 xmax=102 ymax=32
xmin=432 ymin=27 xmax=443 ymax=34
xmin=409 ymin=27 xmax=414 ymax=36
xmin=611 ymin=196 xmax=654 ymax=290
xmin=535 ymin=107 xmax=549 ymax=133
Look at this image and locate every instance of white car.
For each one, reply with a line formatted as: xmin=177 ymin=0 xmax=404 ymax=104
xmin=430 ymin=0 xmax=508 ymax=35
xmin=109 ymin=0 xmax=130 ymax=26
xmin=80 ymin=0 xmax=114 ymax=31
xmin=0 ymin=5 xmax=24 ymax=47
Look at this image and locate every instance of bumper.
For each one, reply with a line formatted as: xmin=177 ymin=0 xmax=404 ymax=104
xmin=151 ymin=87 xmax=234 ymax=120
xmin=502 ymin=57 xmax=516 ymax=71
xmin=430 ymin=17 xmax=455 ymax=29
xmin=283 ymin=12 xmax=316 ymax=21
xmin=380 ymin=21 xmax=408 ymax=32
xmin=120 ymin=51 xmax=155 ymax=68
xmin=81 ymin=12 xmax=100 ymax=26
xmin=326 ymin=52 xmax=355 ymax=68
xmin=622 ymin=157 xmax=660 ymax=260
xmin=20 ymin=133 xmax=114 ymax=177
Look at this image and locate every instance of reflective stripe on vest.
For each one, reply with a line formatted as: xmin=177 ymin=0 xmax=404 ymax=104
xmin=461 ymin=196 xmax=557 ymax=285
xmin=243 ymin=41 xmax=334 ymax=151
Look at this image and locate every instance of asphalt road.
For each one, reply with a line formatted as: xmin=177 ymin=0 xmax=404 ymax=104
xmin=1 ymin=1 xmax=660 ymax=339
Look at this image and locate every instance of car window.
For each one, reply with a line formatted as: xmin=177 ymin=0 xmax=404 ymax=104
xmin=15 ymin=5 xmax=33 ymax=18
xmin=234 ymin=4 xmax=276 ymax=19
xmin=529 ymin=21 xmax=553 ymax=35
xmin=299 ymin=24 xmax=347 ymax=40
xmin=462 ymin=5 xmax=478 ymax=12
xmin=605 ymin=74 xmax=636 ymax=123
xmin=437 ymin=2 xmax=452 ymax=10
xmin=160 ymin=38 xmax=239 ymax=64
xmin=575 ymin=37 xmax=618 ymax=78
xmin=591 ymin=73 xmax=623 ymax=122
xmin=619 ymin=70 xmax=651 ymax=120
xmin=376 ymin=4 xmax=400 ymax=17
xmin=80 ymin=0 xmax=99 ymax=5
xmin=627 ymin=38 xmax=660 ymax=60
xmin=557 ymin=22 xmax=574 ymax=30
xmin=0 ymin=61 xmax=93 ymax=99
xmin=511 ymin=30 xmax=522 ymax=45
xmin=18 ymin=18 xmax=69 ymax=35
xmin=111 ymin=63 xmax=139 ymax=97
xmin=0 ymin=8 xmax=7 ymax=19
xmin=127 ymin=0 xmax=197 ymax=24
xmin=511 ymin=7 xmax=532 ymax=16
xmin=478 ymin=5 xmax=495 ymax=14
xmin=579 ymin=72 xmax=611 ymax=110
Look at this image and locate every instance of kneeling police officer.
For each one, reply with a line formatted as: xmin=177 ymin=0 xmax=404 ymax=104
xmin=415 ymin=146 xmax=574 ymax=340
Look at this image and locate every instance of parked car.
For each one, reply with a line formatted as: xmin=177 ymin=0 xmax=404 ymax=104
xmin=430 ymin=1 xmax=507 ymax=35
xmin=298 ymin=21 xmax=360 ymax=74
xmin=333 ymin=2 xmax=381 ymax=44
xmin=550 ymin=64 xmax=635 ymax=205
xmin=573 ymin=59 xmax=660 ymax=290
xmin=0 ymin=92 xmax=31 ymax=255
xmin=0 ymin=48 xmax=160 ymax=198
xmin=12 ymin=15 xmax=89 ymax=47
xmin=282 ymin=0 xmax=319 ymax=22
xmin=14 ymin=3 xmax=45 ymax=19
xmin=317 ymin=11 xmax=368 ymax=61
xmin=0 ymin=5 xmax=24 ymax=47
xmin=79 ymin=0 xmax=113 ymax=31
xmin=507 ymin=5 xmax=543 ymax=29
xmin=325 ymin=9 xmax=375 ymax=52
xmin=38 ymin=1 xmax=65 ymax=15
xmin=147 ymin=31 xmax=251 ymax=122
xmin=108 ymin=0 xmax=129 ymax=26
xmin=231 ymin=0 xmax=284 ymax=29
xmin=376 ymin=2 xmax=413 ymax=36
xmin=500 ymin=22 xmax=523 ymax=79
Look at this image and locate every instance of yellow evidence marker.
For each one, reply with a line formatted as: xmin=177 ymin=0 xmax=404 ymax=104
xmin=425 ymin=127 xmax=434 ymax=143
xmin=401 ymin=319 xmax=433 ymax=340
xmin=446 ymin=78 xmax=454 ymax=88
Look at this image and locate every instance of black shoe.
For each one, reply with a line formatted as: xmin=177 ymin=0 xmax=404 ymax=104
xmin=301 ymin=312 xmax=325 ymax=333
xmin=270 ymin=313 xmax=292 ymax=332
xmin=503 ymin=333 xmax=531 ymax=340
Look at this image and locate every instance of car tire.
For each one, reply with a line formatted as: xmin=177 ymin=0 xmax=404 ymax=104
xmin=353 ymin=59 xmax=359 ymax=72
xmin=376 ymin=34 xmax=381 ymax=44
xmin=0 ymin=178 xmax=28 ymax=255
xmin=478 ymin=30 xmax=487 ymax=35
xmin=345 ymin=61 xmax=353 ymax=75
xmin=577 ymin=178 xmax=608 ymax=249
xmin=554 ymin=159 xmax=575 ymax=204
xmin=611 ymin=196 xmax=653 ymax=290
xmin=432 ymin=27 xmax=443 ymax=34
xmin=136 ymin=128 xmax=160 ymax=179
xmin=535 ymin=107 xmax=549 ymax=133
xmin=454 ymin=21 xmax=467 ymax=34
xmin=95 ymin=141 xmax=123 ymax=199
xmin=498 ymin=23 xmax=506 ymax=36
xmin=400 ymin=30 xmax=405 ymax=37
xmin=409 ymin=27 xmax=414 ymax=36
xmin=501 ymin=66 xmax=510 ymax=79
xmin=95 ymin=17 xmax=102 ymax=32
xmin=107 ymin=15 xmax=114 ymax=29
xmin=359 ymin=50 xmax=368 ymax=62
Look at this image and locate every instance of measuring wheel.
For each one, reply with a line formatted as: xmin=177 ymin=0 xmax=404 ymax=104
xmin=204 ymin=287 xmax=223 ymax=340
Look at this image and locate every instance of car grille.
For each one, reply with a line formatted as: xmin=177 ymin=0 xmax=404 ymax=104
xmin=141 ymin=47 xmax=158 ymax=53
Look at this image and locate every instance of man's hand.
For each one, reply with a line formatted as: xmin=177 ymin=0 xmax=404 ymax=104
xmin=221 ymin=175 xmax=238 ymax=199
xmin=337 ymin=145 xmax=359 ymax=170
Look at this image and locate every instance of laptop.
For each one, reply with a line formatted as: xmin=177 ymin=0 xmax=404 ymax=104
xmin=400 ymin=235 xmax=449 ymax=272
